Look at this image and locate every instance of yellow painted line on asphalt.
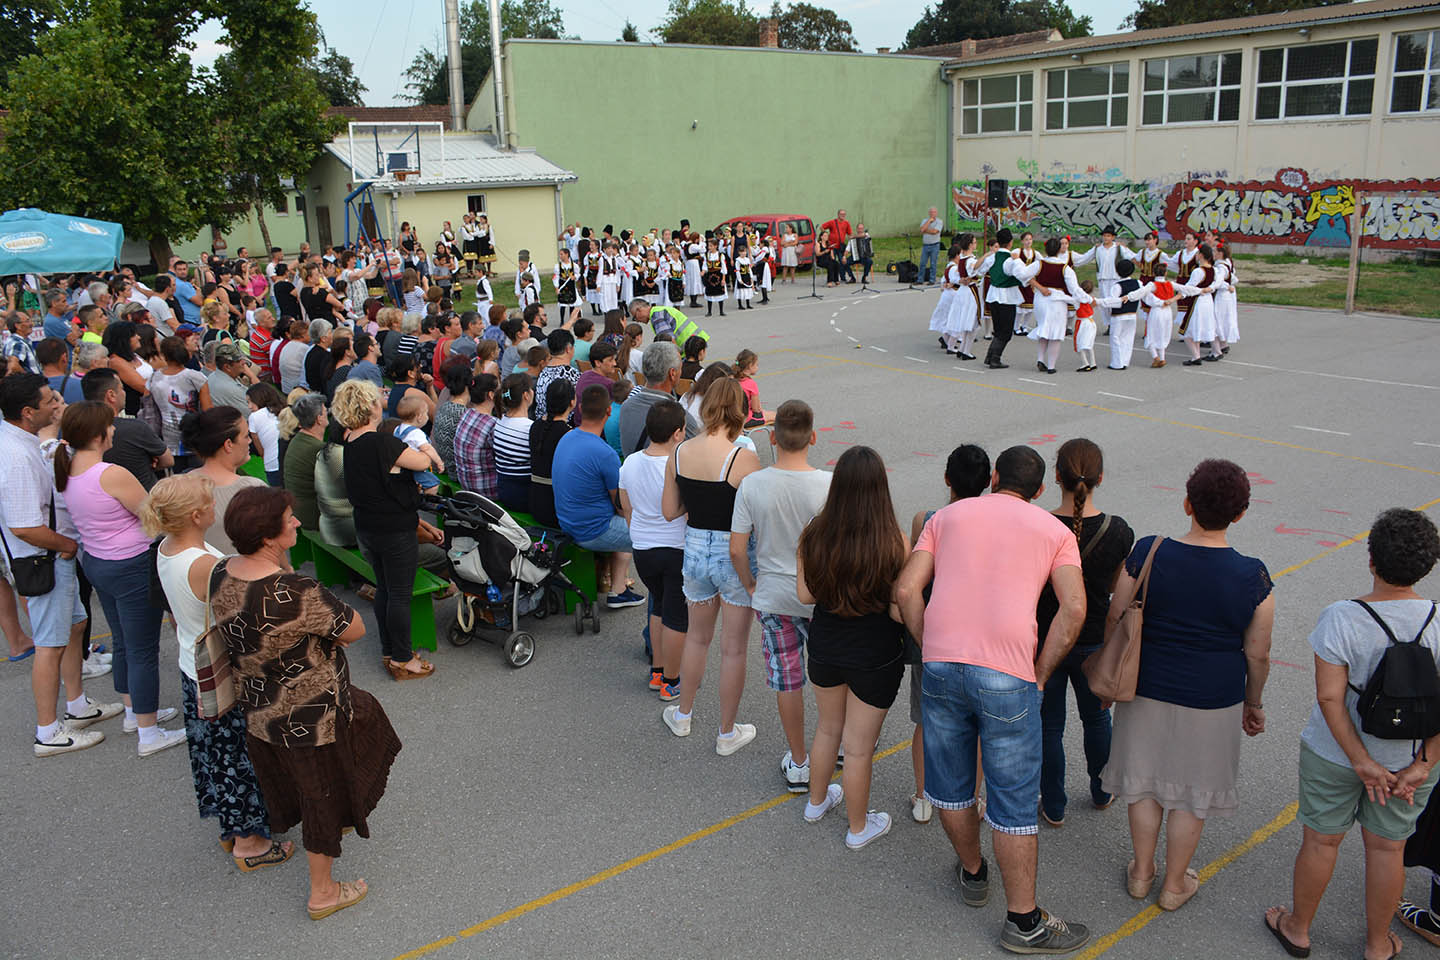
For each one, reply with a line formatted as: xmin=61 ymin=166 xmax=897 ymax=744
xmin=392 ymin=740 xmax=913 ymax=960
xmin=782 ymin=349 xmax=1440 ymax=477
xmin=1075 ymin=803 xmax=1299 ymax=960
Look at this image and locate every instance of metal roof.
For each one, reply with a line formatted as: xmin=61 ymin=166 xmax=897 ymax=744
xmin=323 ymin=132 xmax=576 ymax=189
xmin=944 ymin=0 xmax=1440 ymax=69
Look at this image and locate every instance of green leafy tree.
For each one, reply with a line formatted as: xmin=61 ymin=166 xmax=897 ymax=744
xmin=770 ymin=2 xmax=858 ymax=52
xmin=1123 ymin=0 xmax=1346 ymax=29
xmin=904 ymin=0 xmax=1090 ymax=49
xmin=656 ymin=0 xmax=758 ymax=46
xmin=620 ymin=19 xmax=639 ymax=41
xmin=0 ymin=0 xmax=228 ymax=267
xmin=0 ymin=1 xmax=58 ymax=100
xmin=402 ymin=0 xmax=567 ymax=106
xmin=310 ymin=47 xmax=366 ymax=107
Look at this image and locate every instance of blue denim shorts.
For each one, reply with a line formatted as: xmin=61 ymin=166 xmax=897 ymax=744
xmin=921 ymin=661 xmax=1042 ymax=836
xmin=681 ymin=528 xmax=752 ymax=607
xmin=577 ymin=513 xmax=633 ymax=554
xmin=26 ymin=555 xmax=86 ymax=647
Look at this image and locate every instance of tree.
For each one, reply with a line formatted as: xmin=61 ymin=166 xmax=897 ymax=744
xmin=771 ymin=2 xmax=858 ymax=52
xmin=620 ymin=19 xmax=639 ymax=41
xmin=0 ymin=1 xmax=58 ymax=100
xmin=401 ymin=0 xmax=567 ymax=106
xmin=656 ymin=0 xmax=758 ymax=46
xmin=903 ymin=0 xmax=1090 ymax=49
xmin=1123 ymin=0 xmax=1346 ymax=29
xmin=0 ymin=0 xmax=228 ymax=267
xmin=310 ymin=47 xmax=366 ymax=107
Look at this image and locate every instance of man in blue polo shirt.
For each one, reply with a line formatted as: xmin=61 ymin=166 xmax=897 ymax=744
xmin=169 ymin=260 xmax=203 ymax=326
xmin=552 ymin=382 xmax=645 ymax=610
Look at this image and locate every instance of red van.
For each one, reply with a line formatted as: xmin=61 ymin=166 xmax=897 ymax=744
xmin=716 ymin=214 xmax=815 ymax=268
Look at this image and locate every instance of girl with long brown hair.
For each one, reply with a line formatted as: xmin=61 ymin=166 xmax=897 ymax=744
xmin=796 ymin=445 xmax=909 ymax=848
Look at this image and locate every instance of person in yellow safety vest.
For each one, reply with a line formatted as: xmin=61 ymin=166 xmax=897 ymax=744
xmin=628 ymin=299 xmax=708 ymax=347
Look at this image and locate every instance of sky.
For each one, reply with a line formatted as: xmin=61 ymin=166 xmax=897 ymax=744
xmin=192 ymin=0 xmax=1138 ymax=107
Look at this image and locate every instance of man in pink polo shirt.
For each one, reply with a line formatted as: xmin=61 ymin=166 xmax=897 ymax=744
xmin=896 ymin=445 xmax=1089 ymax=955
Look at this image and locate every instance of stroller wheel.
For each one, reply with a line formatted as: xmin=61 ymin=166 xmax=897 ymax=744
xmin=447 ymin=622 xmax=474 ymax=647
xmin=505 ymin=632 xmax=536 ymax=668
xmin=589 ymin=601 xmax=602 ymax=635
xmin=574 ymin=603 xmax=585 ymax=635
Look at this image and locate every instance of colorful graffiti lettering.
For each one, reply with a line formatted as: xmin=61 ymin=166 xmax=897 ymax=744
xmin=951 ymin=180 xmax=1162 ymax=238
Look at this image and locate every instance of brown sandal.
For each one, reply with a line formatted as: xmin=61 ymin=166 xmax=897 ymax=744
xmin=235 ymin=839 xmax=295 ymax=873
xmin=1157 ymin=868 xmax=1199 ymax=911
xmin=308 ymin=878 xmax=368 ymax=920
xmin=1126 ymin=859 xmax=1154 ymax=900
xmin=384 ymin=657 xmax=436 ymax=681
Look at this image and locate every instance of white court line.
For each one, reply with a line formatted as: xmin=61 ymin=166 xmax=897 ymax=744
xmin=1293 ymin=425 xmax=1351 ymax=436
xmin=870 ymin=346 xmax=888 ymax=353
xmin=1192 ymin=370 xmax=1244 ymax=381
xmin=1190 ymin=407 xmax=1240 ymax=418
xmin=830 ymin=311 xmax=839 ymax=318
xmin=1017 ymin=377 xmax=1055 ymax=386
xmin=1098 ymin=391 xmax=1144 ymax=401
xmin=847 ymin=336 xmax=858 ymax=342
xmin=951 ymin=366 xmax=979 ymax=374
xmin=1219 ymin=358 xmax=1438 ymax=391
xmin=1416 ymin=442 xmax=1440 ymax=448
xmin=904 ymin=356 xmax=930 ymax=364
xmin=835 ymin=328 xmax=843 ymax=333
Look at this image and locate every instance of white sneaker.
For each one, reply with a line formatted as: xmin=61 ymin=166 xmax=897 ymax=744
xmin=64 ymin=698 xmax=124 ymax=729
xmin=123 ymin=707 xmax=179 ymax=733
xmin=88 ymin=649 xmax=112 ymax=664
xmin=662 ymin=704 xmax=691 ymax=738
xmin=804 ymin=783 xmax=844 ymax=823
xmin=911 ymin=794 xmax=933 ymax=824
xmin=781 ymin=750 xmax=810 ymax=793
xmin=137 ymin=727 xmax=188 ymax=757
xmin=34 ymin=722 xmax=104 ymax=758
xmin=82 ymin=655 xmax=112 ymax=678
xmin=846 ymin=811 xmax=893 ymax=850
xmin=715 ymin=722 xmax=756 ymax=756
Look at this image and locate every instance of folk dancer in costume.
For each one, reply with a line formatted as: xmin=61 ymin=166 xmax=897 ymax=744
xmin=929 ymin=243 xmax=962 ymax=354
xmin=1070 ymin=224 xmax=1139 ymax=344
xmin=1072 ymin=282 xmax=1098 ymax=372
xmin=1176 ymin=244 xmax=1227 ymax=366
xmin=1213 ymin=240 xmax=1239 ymax=353
xmin=460 ymin=213 xmax=480 ymax=276
xmin=1135 ymin=263 xmax=1180 ymax=367
xmin=662 ymin=246 xmax=686 ymax=308
xmin=474 ymin=215 xmax=496 ymax=276
xmin=1163 ymin=231 xmax=1200 ymax=295
xmin=1135 ymin=231 xmax=1166 ymax=333
xmin=733 ymin=242 xmax=755 ymax=310
xmin=1013 ymin=231 xmax=1039 ymax=335
xmin=1027 ymin=237 xmax=1093 ymax=374
xmin=637 ymin=250 xmax=662 ymax=306
xmin=620 ymin=243 xmax=639 ymax=305
xmin=940 ymin=234 xmax=981 ymax=359
xmin=1103 ymin=258 xmax=1144 ymax=370
xmin=684 ymin=234 xmax=705 ymax=308
xmin=974 ymin=237 xmax=999 ymax=340
xmin=702 ymin=237 xmax=728 ymax=316
xmin=583 ymin=240 xmax=603 ymax=315
xmin=597 ymin=241 xmax=622 ymax=313
xmin=473 ymin=271 xmax=495 ymax=319
xmin=984 ymin=228 xmax=1042 ymax=369
xmin=439 ymin=221 xmax=459 ymax=262
xmin=514 ymin=250 xmax=542 ymax=310
xmin=552 ymin=249 xmax=581 ymax=315
xmin=755 ymin=236 xmax=775 ymax=304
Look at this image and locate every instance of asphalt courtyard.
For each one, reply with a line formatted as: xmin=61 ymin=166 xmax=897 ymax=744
xmin=3 ymin=279 xmax=1439 ymax=960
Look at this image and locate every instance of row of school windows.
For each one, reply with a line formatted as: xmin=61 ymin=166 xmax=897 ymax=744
xmin=959 ymin=29 xmax=1440 ymax=134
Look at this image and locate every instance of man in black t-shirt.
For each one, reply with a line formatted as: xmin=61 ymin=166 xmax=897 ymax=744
xmin=272 ymin=262 xmax=301 ymax=319
xmin=82 ymin=368 xmax=171 ymax=489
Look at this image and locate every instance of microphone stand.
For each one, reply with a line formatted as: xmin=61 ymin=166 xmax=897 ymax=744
xmin=798 ymin=242 xmax=823 ymax=302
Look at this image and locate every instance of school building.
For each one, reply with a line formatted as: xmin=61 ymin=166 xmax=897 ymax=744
xmin=931 ymin=0 xmax=1440 ymax=249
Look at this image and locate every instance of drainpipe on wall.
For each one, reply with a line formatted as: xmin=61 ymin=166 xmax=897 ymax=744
xmin=489 ymin=0 xmax=507 ymax=150
xmin=939 ymin=63 xmax=954 ymax=231
xmin=553 ymin=184 xmax=565 ymax=253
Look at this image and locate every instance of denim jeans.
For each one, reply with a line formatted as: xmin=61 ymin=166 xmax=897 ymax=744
xmin=81 ymin=549 xmax=163 ymax=714
xmin=919 ymin=242 xmax=941 ymax=283
xmin=356 ymin=526 xmax=419 ymax=662
xmin=1040 ymin=645 xmax=1113 ymax=819
xmin=921 ymin=661 xmax=1042 ymax=835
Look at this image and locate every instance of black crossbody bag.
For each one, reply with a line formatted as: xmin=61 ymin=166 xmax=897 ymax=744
xmin=2 ymin=498 xmax=57 ymax=596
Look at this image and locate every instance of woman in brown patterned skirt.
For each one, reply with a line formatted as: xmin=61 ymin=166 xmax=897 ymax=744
xmin=211 ymin=485 xmax=402 ymax=920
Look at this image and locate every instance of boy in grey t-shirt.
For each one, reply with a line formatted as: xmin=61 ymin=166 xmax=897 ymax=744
xmin=730 ymin=400 xmax=831 ymax=795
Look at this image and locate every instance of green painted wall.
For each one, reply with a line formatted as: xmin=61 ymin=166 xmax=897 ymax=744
xmin=470 ymin=41 xmax=948 ymax=238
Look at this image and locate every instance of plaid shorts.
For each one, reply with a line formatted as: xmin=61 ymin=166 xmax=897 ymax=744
xmin=756 ymin=612 xmax=809 ymax=692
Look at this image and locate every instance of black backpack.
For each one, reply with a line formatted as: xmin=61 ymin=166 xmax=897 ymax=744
xmin=1348 ymin=600 xmax=1440 ymax=750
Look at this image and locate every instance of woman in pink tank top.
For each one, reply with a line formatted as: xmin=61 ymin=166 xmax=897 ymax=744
xmin=58 ymin=402 xmax=185 ymax=756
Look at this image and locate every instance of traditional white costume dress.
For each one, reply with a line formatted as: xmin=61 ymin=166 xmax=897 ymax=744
xmin=1214 ymin=259 xmax=1239 ymax=344
xmin=684 ymin=243 xmax=704 ymax=298
xmin=597 ymin=254 xmax=621 ymax=312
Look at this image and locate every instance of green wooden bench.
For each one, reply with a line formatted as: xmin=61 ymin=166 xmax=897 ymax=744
xmin=298 ymin=528 xmax=445 ymax=652
xmin=240 ymin=454 xmax=267 ymax=482
xmin=505 ymin=508 xmax=599 ymax=614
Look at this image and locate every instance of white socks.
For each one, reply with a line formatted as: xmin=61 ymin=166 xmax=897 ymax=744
xmin=36 ymin=720 xmax=62 ymax=741
xmin=137 ymin=724 xmax=162 ymax=744
xmin=66 ymin=695 xmax=88 ymax=715
xmin=124 ymin=706 xmax=136 ymax=725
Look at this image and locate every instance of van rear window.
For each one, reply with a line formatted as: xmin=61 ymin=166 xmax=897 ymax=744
xmin=782 ymin=219 xmax=812 ymax=238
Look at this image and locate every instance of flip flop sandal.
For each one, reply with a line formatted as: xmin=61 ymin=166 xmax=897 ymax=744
xmin=1367 ymin=931 xmax=1402 ymax=960
xmin=7 ymin=647 xmax=34 ymax=662
xmin=235 ymin=839 xmax=295 ymax=873
xmin=308 ymin=879 xmax=368 ymax=921
xmin=1264 ymin=908 xmax=1311 ymax=958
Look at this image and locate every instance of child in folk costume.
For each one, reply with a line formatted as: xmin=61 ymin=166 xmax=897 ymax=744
xmin=474 ymin=215 xmax=496 ymax=276
xmin=460 ymin=213 xmax=480 ymax=276
xmin=1213 ymin=241 xmax=1239 ymax=350
xmin=733 ymin=241 xmax=755 ymax=309
xmin=1013 ymin=231 xmax=1039 ymax=335
xmin=1163 ymin=231 xmax=1200 ymax=285
xmin=583 ymin=239 xmax=603 ymax=314
xmin=637 ymin=249 xmax=662 ymax=305
xmin=597 ymin=240 xmax=622 ymax=313
xmin=940 ymin=235 xmax=981 ymax=359
xmin=702 ymin=237 xmax=728 ymax=316
xmin=1137 ymin=263 xmax=1180 ymax=367
xmin=929 ymin=243 xmax=962 ymax=353
xmin=620 ymin=242 xmax=639 ymax=305
xmin=1027 ymin=236 xmax=1094 ymax=374
xmin=552 ymin=248 xmax=581 ymax=315
xmin=514 ymin=250 xmax=542 ymax=309
xmin=1073 ymin=282 xmax=1098 ymax=371
xmin=684 ymin=233 xmax=705 ymax=308
xmin=1104 ymin=259 xmax=1144 ymax=370
xmin=753 ymin=236 xmax=775 ymax=305
xmin=1070 ymin=225 xmax=1139 ymax=342
xmin=662 ymin=245 xmax=686 ymax=308
xmin=1176 ymin=244 xmax=1227 ymax=365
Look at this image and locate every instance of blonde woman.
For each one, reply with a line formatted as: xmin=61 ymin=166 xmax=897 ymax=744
xmin=145 ymin=474 xmax=293 ymax=871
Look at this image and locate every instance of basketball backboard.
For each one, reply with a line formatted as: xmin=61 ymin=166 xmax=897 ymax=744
xmin=345 ymin=122 xmax=446 ymax=185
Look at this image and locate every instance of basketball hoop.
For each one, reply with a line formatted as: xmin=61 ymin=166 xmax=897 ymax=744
xmin=394 ymin=170 xmax=412 ymax=182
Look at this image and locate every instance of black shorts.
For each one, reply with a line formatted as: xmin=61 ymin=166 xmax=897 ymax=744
xmin=633 ymin=547 xmax=688 ymax=633
xmin=808 ymin=657 xmax=905 ymax=711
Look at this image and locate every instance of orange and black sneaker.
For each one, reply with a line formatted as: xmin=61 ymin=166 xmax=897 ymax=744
xmin=648 ymin=668 xmax=664 ymax=691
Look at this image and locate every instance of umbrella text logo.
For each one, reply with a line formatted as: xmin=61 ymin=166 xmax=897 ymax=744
xmin=0 ymin=232 xmax=50 ymax=253
xmin=67 ymin=221 xmax=108 ymax=237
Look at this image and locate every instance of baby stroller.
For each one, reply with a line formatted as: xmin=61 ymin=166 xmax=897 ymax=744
xmin=425 ymin=490 xmax=597 ymax=667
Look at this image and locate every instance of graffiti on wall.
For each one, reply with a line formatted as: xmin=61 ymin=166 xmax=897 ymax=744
xmin=952 ymin=167 xmax=1440 ymax=249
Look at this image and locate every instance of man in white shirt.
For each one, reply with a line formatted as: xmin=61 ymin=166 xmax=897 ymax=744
xmin=0 ymin=374 xmax=121 ymax=757
xmin=919 ymin=206 xmax=945 ymax=284
xmin=1069 ymin=225 xmax=1138 ymax=339
xmin=983 ymin=229 xmax=1042 ymax=369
